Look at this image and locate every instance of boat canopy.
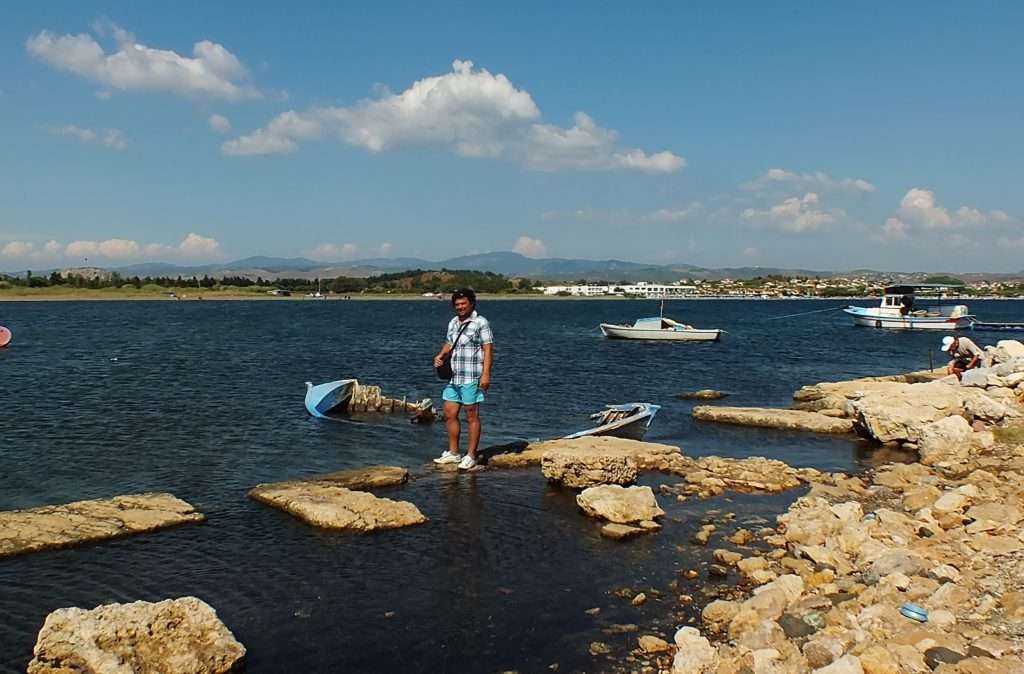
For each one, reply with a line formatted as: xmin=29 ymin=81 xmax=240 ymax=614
xmin=634 ymin=316 xmax=692 ymax=330
xmin=883 ymin=283 xmax=965 ymax=295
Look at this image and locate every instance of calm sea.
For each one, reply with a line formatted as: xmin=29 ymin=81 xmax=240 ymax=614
xmin=1 ymin=298 xmax=1021 ymax=673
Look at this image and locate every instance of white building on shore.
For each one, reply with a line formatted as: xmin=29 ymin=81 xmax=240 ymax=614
xmin=540 ymin=281 xmax=696 ymax=298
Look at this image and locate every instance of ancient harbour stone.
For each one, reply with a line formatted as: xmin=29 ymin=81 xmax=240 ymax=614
xmin=676 ymin=389 xmax=729 ymax=400
xmin=488 ymin=436 xmax=681 ymax=469
xmin=27 ymin=597 xmax=245 ymax=674
xmin=541 ymin=449 xmax=638 ymax=488
xmin=0 ymin=493 xmax=204 ymax=559
xmin=692 ymin=405 xmax=855 ymax=434
xmin=302 ymin=465 xmax=410 ymax=489
xmin=575 ymin=485 xmax=665 ymax=525
xmin=249 ymin=483 xmax=427 ymax=531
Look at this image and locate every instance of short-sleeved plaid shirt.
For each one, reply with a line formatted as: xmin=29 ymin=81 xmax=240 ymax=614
xmin=446 ymin=310 xmax=493 ymax=385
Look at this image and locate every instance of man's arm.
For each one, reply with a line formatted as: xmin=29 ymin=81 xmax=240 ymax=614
xmin=479 ymin=343 xmax=493 ymax=390
xmin=433 ymin=341 xmax=452 ymax=368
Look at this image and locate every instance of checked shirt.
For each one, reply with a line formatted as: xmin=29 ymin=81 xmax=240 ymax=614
xmin=446 ymin=310 xmax=493 ymax=386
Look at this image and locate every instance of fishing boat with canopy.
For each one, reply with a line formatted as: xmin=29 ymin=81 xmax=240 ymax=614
xmin=843 ymin=283 xmax=974 ymax=330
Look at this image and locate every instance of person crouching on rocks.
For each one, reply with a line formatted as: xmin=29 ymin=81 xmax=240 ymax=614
xmin=942 ymin=335 xmax=983 ymax=380
xmin=432 ymin=288 xmax=493 ymax=471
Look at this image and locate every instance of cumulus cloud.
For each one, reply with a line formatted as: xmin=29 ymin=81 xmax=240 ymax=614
xmin=877 ymin=188 xmax=1015 ymax=241
xmin=26 ymin=23 xmax=261 ymax=100
xmin=223 ymin=60 xmax=683 ymax=173
xmin=895 ymin=188 xmax=1009 ymax=230
xmin=48 ymin=124 xmax=127 ymax=150
xmin=208 ymin=113 xmax=231 ymax=133
xmin=742 ymin=192 xmax=840 ymax=233
xmin=743 ymin=168 xmax=876 ymax=194
xmin=1 ymin=233 xmax=223 ymax=265
xmin=310 ymin=242 xmax=359 ymax=261
xmin=513 ymin=235 xmax=547 ymax=257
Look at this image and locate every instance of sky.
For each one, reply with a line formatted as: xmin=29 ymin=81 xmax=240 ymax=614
xmin=2 ymin=2 xmax=1023 ymax=273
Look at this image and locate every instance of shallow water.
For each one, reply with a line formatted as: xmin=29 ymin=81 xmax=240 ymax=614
xmin=1 ymin=298 xmax=1021 ymax=672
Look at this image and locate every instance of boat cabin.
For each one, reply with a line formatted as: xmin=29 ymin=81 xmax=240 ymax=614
xmin=633 ymin=316 xmax=695 ymax=331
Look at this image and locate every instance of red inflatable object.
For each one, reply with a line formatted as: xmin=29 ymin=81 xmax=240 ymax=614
xmin=0 ymin=326 xmax=11 ymax=347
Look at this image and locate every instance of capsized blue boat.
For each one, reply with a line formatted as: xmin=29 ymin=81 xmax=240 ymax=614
xmin=304 ymin=379 xmax=357 ymax=418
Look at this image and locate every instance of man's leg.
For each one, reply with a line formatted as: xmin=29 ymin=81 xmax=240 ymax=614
xmin=444 ymin=400 xmax=462 ymax=454
xmin=465 ymin=404 xmax=481 ymax=458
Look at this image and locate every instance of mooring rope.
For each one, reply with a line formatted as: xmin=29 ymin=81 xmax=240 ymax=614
xmin=762 ymin=305 xmax=848 ymax=321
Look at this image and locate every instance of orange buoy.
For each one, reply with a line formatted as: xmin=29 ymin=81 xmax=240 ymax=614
xmin=0 ymin=326 xmax=11 ymax=347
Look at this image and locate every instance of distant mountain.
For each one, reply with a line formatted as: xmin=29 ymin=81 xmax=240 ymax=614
xmin=6 ymin=250 xmax=1023 ymax=283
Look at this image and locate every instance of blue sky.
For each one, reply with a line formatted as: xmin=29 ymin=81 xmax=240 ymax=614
xmin=2 ymin=2 xmax=1022 ymax=272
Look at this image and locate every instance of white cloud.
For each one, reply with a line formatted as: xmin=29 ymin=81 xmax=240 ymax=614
xmin=744 ymin=168 xmax=876 ymax=194
xmin=224 ymin=60 xmax=683 ymax=173
xmin=48 ymin=124 xmax=127 ymax=150
xmin=310 ymin=242 xmax=359 ymax=261
xmin=513 ymin=235 xmax=547 ymax=257
xmin=2 ymin=241 xmax=37 ymax=258
xmin=741 ymin=247 xmax=759 ymax=258
xmin=25 ymin=233 xmax=224 ymax=264
xmin=742 ymin=192 xmax=839 ymax=232
xmin=177 ymin=233 xmax=221 ymax=257
xmin=895 ymin=187 xmax=1010 ymax=230
xmin=26 ymin=23 xmax=261 ymax=100
xmin=880 ymin=217 xmax=910 ymax=241
xmin=208 ymin=114 xmax=231 ymax=133
xmin=377 ymin=242 xmax=394 ymax=256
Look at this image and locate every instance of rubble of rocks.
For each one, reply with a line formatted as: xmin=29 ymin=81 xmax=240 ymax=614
xmin=0 ymin=493 xmax=205 ymax=559
xmin=249 ymin=465 xmax=426 ymax=532
xmin=637 ymin=427 xmax=1024 ymax=673
xmin=28 ymin=596 xmax=245 ymax=674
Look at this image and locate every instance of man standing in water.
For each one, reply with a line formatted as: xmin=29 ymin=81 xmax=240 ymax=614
xmin=432 ymin=288 xmax=493 ymax=470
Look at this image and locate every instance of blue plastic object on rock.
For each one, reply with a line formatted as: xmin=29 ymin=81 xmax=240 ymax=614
xmin=900 ymin=603 xmax=928 ymax=622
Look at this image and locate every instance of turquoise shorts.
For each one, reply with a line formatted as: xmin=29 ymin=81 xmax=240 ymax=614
xmin=443 ymin=381 xmax=485 ymax=405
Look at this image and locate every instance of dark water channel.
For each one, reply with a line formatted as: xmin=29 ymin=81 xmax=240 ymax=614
xmin=1 ymin=299 xmax=1021 ymax=672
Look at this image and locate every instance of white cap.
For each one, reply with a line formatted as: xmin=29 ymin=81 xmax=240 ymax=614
xmin=941 ymin=336 xmax=955 ymax=351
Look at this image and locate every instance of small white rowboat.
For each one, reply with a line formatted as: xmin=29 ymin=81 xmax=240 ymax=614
xmin=600 ymin=316 xmax=722 ymax=341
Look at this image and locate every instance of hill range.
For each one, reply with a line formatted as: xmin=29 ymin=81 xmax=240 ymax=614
xmin=4 ymin=251 xmax=1022 ymax=283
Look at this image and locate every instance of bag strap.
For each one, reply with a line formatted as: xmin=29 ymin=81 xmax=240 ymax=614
xmin=449 ymin=318 xmax=472 ymax=353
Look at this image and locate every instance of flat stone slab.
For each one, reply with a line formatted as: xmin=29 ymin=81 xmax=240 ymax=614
xmin=489 ymin=436 xmax=681 ymax=469
xmin=28 ymin=596 xmax=245 ymax=674
xmin=0 ymin=493 xmax=205 ymax=559
xmin=692 ymin=406 xmax=854 ymax=434
xmin=289 ymin=464 xmax=409 ymax=490
xmin=249 ymin=483 xmax=427 ymax=532
xmin=577 ymin=485 xmax=665 ymax=524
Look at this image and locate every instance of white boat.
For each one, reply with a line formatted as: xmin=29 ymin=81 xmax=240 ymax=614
xmin=843 ymin=284 xmax=975 ymax=330
xmin=600 ymin=316 xmax=722 ymax=341
xmin=563 ymin=403 xmax=661 ymax=441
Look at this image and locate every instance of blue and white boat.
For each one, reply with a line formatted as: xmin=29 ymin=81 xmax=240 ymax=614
xmin=843 ymin=284 xmax=974 ymax=330
xmin=304 ymin=379 xmax=357 ymax=418
xmin=563 ymin=403 xmax=661 ymax=441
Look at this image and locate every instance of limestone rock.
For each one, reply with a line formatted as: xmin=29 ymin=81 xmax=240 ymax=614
xmin=249 ymin=483 xmax=427 ymax=531
xmin=600 ymin=522 xmax=647 ymax=540
xmin=672 ymin=626 xmax=718 ymax=673
xmin=702 ymin=600 xmax=740 ymax=632
xmin=306 ymin=465 xmax=410 ymax=489
xmin=0 ymin=493 xmax=204 ymax=559
xmin=27 ymin=597 xmax=245 ymax=674
xmin=489 ymin=436 xmax=681 ymax=469
xmin=576 ymin=485 xmax=665 ymax=524
xmin=692 ymin=406 xmax=855 ymax=434
xmin=813 ymin=654 xmax=864 ymax=674
xmin=917 ymin=416 xmax=974 ymax=465
xmin=676 ymin=389 xmax=729 ymax=400
xmin=541 ymin=449 xmax=638 ymax=488
xmin=850 ymin=381 xmax=965 ymax=444
xmin=638 ymin=634 xmax=671 ymax=653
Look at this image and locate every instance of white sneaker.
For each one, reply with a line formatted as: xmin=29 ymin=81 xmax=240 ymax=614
xmin=433 ymin=451 xmax=461 ymax=465
xmin=458 ymin=454 xmax=478 ymax=470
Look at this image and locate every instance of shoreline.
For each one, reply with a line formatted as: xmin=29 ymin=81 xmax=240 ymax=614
xmin=2 ymin=293 xmax=1023 ymax=303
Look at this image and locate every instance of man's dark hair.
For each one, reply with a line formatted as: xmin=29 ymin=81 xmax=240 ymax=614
xmin=451 ymin=288 xmax=476 ymax=306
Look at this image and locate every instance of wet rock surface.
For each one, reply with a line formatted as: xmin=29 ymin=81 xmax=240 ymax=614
xmin=576 ymin=485 xmax=665 ymax=525
xmin=0 ymin=493 xmax=205 ymax=559
xmin=27 ymin=596 xmax=245 ymax=674
xmin=249 ymin=483 xmax=427 ymax=531
xmin=541 ymin=449 xmax=639 ymax=488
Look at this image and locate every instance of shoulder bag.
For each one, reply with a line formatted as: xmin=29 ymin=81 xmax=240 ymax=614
xmin=436 ymin=319 xmax=472 ymax=381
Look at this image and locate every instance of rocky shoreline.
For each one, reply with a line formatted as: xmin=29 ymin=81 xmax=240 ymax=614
xmin=609 ymin=339 xmax=1024 ymax=674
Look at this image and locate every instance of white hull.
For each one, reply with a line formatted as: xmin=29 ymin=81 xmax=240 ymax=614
xmin=844 ymin=308 xmax=973 ymax=330
xmin=600 ymin=324 xmax=721 ymax=341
